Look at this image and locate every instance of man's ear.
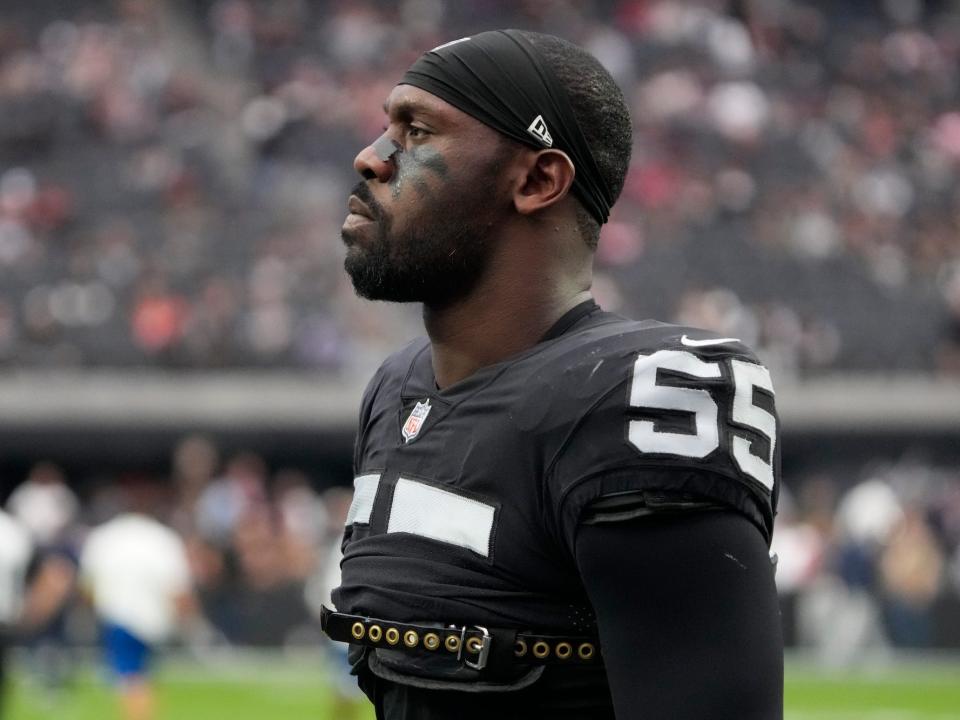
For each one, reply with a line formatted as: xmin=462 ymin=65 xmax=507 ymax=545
xmin=512 ymin=149 xmax=576 ymax=217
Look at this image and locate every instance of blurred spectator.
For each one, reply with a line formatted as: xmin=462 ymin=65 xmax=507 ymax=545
xmin=796 ymin=478 xmax=904 ymax=666
xmin=222 ymin=497 xmax=312 ymax=646
xmin=769 ymin=487 xmax=825 ymax=647
xmin=0 ymin=508 xmax=33 ymax=710
xmin=304 ymin=486 xmax=366 ymax=719
xmin=194 ymin=451 xmax=267 ymax=547
xmin=0 ymin=508 xmax=75 ymax=714
xmin=879 ymin=508 xmax=944 ymax=647
xmin=6 ymin=462 xmax=79 ymax=546
xmin=169 ymin=434 xmax=219 ymax=532
xmin=5 ymin=462 xmax=81 ymax=694
xmin=274 ymin=469 xmax=327 ymax=579
xmin=79 ymin=479 xmax=195 ymax=720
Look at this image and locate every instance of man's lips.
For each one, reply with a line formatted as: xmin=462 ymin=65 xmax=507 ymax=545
xmin=347 ymin=195 xmax=374 ymax=220
xmin=343 ymin=194 xmax=377 ymax=240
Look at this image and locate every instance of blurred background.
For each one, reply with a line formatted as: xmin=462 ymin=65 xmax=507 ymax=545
xmin=0 ymin=0 xmax=959 ymax=718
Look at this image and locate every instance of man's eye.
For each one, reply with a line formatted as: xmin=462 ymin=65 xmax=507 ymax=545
xmin=407 ymin=126 xmax=428 ymax=138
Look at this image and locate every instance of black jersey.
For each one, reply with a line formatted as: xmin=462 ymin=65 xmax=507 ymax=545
xmin=333 ymin=302 xmax=779 ymax=634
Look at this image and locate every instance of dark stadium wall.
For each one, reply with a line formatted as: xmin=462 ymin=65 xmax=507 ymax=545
xmin=0 ymin=425 xmax=355 ymax=504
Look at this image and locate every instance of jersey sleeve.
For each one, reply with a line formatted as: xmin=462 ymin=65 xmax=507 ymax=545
xmin=542 ymin=333 xmax=780 ymax=554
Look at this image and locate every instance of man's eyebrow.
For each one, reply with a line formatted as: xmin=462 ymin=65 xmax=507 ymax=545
xmin=382 ymin=98 xmax=440 ymax=121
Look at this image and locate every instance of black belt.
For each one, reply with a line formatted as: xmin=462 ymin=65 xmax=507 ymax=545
xmin=320 ymin=606 xmax=600 ymax=671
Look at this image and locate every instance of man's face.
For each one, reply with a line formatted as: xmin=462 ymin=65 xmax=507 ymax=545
xmin=341 ymin=85 xmax=513 ymax=307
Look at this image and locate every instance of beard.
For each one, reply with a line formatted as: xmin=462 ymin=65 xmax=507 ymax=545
xmin=342 ymin=180 xmax=502 ymax=309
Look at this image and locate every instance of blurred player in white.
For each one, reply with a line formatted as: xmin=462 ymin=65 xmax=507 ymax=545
xmin=80 ymin=492 xmax=194 ymax=720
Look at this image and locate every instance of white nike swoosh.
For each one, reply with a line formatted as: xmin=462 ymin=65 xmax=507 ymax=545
xmin=680 ymin=334 xmax=741 ymax=347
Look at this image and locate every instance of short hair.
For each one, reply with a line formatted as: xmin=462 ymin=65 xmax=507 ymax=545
xmin=519 ymin=31 xmax=633 ymax=249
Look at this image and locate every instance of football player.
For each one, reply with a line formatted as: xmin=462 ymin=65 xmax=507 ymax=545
xmin=0 ymin=508 xmax=75 ymax=715
xmin=327 ymin=30 xmax=783 ymax=719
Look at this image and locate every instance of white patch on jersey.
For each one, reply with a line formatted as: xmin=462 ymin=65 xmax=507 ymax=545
xmin=345 ymin=473 xmax=381 ymax=525
xmin=401 ymin=400 xmax=432 ymax=443
xmin=388 ymin=478 xmax=496 ymax=558
xmin=526 ymin=115 xmax=553 ymax=147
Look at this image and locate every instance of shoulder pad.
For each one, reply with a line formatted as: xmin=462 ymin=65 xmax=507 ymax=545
xmin=534 ymin=321 xmax=778 ymax=543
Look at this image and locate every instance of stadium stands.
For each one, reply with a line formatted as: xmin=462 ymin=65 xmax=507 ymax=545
xmin=0 ymin=0 xmax=958 ymax=374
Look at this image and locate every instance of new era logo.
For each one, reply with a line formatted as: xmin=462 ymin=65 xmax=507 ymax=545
xmin=526 ymin=115 xmax=553 ymax=147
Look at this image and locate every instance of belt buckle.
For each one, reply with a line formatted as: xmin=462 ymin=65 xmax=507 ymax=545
xmin=459 ymin=625 xmax=492 ymax=671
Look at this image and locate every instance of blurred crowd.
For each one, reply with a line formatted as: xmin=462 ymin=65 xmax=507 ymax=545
xmin=772 ymin=458 xmax=960 ymax=660
xmin=3 ymin=441 xmax=353 ymax=653
xmin=0 ymin=0 xmax=958 ymax=377
xmin=1 ymin=437 xmax=382 ymax=719
xmin=2 ymin=438 xmax=960 ymax=676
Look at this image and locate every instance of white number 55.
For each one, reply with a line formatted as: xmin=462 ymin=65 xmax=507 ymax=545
xmin=628 ymin=350 xmax=776 ymax=491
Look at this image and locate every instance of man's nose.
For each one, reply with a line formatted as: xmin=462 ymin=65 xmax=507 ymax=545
xmin=354 ymin=135 xmax=397 ymax=182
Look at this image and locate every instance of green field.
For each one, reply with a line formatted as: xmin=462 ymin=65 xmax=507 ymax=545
xmin=5 ymin=655 xmax=960 ymax=719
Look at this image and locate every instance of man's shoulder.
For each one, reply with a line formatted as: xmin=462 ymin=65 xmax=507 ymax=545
xmin=521 ymin=316 xmax=765 ymax=402
xmin=533 ymin=316 xmax=776 ymax=438
xmin=534 ymin=317 xmax=779 ymax=541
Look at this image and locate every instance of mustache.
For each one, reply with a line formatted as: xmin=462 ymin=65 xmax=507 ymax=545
xmin=350 ymin=182 xmax=385 ymax=221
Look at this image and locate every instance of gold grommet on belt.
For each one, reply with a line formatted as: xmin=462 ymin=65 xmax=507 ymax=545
xmin=403 ymin=630 xmax=419 ymax=648
xmin=423 ymin=633 xmax=440 ymax=651
xmin=555 ymin=642 xmax=573 ymax=660
xmin=577 ymin=642 xmax=595 ymax=660
xmin=514 ymin=639 xmax=528 ymax=657
xmin=532 ymin=641 xmax=550 ymax=659
xmin=444 ymin=634 xmax=461 ymax=653
xmin=385 ymin=627 xmax=400 ymax=645
xmin=350 ymin=622 xmax=365 ymax=640
xmin=465 ymin=636 xmax=483 ymax=654
xmin=368 ymin=624 xmax=382 ymax=642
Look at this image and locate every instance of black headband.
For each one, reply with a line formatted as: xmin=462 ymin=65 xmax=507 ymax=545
xmin=400 ymin=29 xmax=613 ymax=225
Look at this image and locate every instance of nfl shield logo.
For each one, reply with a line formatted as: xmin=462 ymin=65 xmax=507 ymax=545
xmin=402 ymin=400 xmax=432 ymax=443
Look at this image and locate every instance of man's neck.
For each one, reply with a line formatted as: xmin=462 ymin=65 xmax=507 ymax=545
xmin=423 ymin=273 xmax=592 ymax=389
